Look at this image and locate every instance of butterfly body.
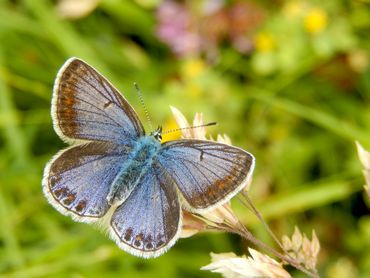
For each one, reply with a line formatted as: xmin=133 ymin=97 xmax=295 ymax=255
xmin=43 ymin=57 xmax=255 ymax=258
xmin=107 ymin=135 xmax=161 ymax=206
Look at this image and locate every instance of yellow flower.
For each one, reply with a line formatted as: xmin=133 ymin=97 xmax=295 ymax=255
xmin=161 ymin=117 xmax=181 ymax=143
xmin=283 ymin=1 xmax=306 ymax=18
xmin=304 ymin=8 xmax=328 ymax=34
xmin=254 ymin=32 xmax=275 ymax=52
xmin=180 ymin=59 xmax=207 ymax=97
xmin=181 ymin=59 xmax=206 ymax=80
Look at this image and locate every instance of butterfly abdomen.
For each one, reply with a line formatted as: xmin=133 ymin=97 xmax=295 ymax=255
xmin=106 ymin=136 xmax=161 ymax=206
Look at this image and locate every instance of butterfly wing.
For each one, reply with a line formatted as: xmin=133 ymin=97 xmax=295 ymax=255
xmin=42 ymin=142 xmax=131 ymax=222
xmin=52 ymin=57 xmax=144 ymax=144
xmin=157 ymin=139 xmax=255 ymax=211
xmin=109 ymin=164 xmax=181 ymax=258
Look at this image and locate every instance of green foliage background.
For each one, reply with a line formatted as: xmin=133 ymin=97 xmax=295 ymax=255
xmin=0 ymin=0 xmax=369 ymax=277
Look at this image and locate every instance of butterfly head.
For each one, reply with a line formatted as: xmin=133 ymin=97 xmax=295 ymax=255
xmin=150 ymin=126 xmax=163 ymax=142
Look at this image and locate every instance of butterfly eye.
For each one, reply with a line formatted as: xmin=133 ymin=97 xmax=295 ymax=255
xmin=153 ymin=132 xmax=162 ymax=141
xmin=150 ymin=126 xmax=163 ymax=141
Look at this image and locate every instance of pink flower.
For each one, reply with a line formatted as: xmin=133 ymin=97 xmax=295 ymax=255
xmin=156 ymin=1 xmax=200 ymax=57
xmin=156 ymin=0 xmax=265 ymax=58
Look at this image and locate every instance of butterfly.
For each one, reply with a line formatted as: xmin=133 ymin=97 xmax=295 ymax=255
xmin=42 ymin=57 xmax=255 ymax=258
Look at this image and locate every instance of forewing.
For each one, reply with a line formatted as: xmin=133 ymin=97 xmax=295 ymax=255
xmin=109 ymin=165 xmax=181 ymax=258
xmin=157 ymin=139 xmax=255 ymax=211
xmin=43 ymin=142 xmax=131 ymax=222
xmin=52 ymin=57 xmax=144 ymax=144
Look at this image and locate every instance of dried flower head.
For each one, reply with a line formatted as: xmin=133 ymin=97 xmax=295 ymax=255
xmin=201 ymin=249 xmax=291 ymax=278
xmin=282 ymin=226 xmax=320 ymax=270
xmin=356 ymin=141 xmax=370 ymax=197
xmin=170 ymin=106 xmax=208 ymax=140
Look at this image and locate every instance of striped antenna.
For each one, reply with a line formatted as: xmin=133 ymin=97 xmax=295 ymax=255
xmin=162 ymin=122 xmax=217 ymax=135
xmin=134 ymin=82 xmax=153 ymax=132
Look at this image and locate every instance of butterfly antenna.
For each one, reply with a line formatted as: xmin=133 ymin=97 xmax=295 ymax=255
xmin=162 ymin=122 xmax=217 ymax=135
xmin=134 ymin=82 xmax=153 ymax=132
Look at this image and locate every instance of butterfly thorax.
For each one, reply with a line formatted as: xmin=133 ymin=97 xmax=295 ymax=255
xmin=106 ymin=136 xmax=161 ymax=206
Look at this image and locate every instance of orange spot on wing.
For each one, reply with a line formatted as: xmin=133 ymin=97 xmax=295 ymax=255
xmin=75 ymin=200 xmax=87 ymax=212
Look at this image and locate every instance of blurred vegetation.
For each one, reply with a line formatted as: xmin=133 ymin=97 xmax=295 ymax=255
xmin=0 ymin=0 xmax=369 ymax=277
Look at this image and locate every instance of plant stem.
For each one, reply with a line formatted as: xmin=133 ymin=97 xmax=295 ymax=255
xmin=239 ymin=192 xmax=283 ymax=249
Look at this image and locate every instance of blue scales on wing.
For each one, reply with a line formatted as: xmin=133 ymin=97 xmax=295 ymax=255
xmin=53 ymin=58 xmax=145 ymax=144
xmin=43 ymin=142 xmax=132 ymax=221
xmin=109 ymin=164 xmax=180 ymax=257
xmin=157 ymin=139 xmax=255 ymax=210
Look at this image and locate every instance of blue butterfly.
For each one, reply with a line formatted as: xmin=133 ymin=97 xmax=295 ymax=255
xmin=42 ymin=58 xmax=255 ymax=258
